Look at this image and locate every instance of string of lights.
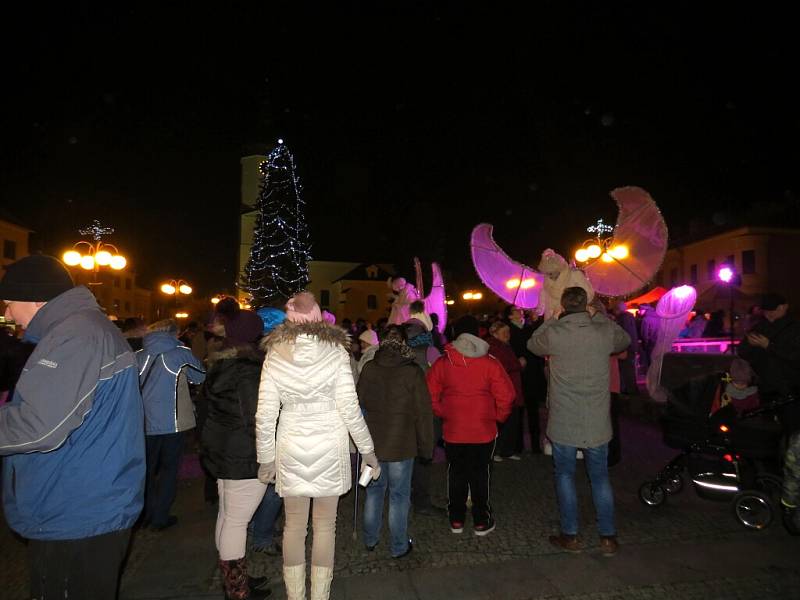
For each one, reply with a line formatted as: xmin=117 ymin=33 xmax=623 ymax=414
xmin=242 ymin=140 xmax=312 ymax=307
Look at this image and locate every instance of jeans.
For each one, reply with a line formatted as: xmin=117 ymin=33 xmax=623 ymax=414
xmin=29 ymin=528 xmax=131 ymax=600
xmin=552 ymin=441 xmax=615 ymax=537
xmin=362 ymin=458 xmax=414 ymax=556
xmin=249 ymin=483 xmax=283 ymax=549
xmin=445 ymin=440 xmax=495 ymax=525
xmin=144 ymin=432 xmax=185 ymax=527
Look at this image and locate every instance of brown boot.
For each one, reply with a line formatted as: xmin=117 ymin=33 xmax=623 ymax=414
xmin=599 ymin=536 xmax=619 ymax=557
xmin=548 ymin=534 xmax=583 ymax=553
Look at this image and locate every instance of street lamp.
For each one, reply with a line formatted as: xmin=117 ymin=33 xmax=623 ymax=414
xmin=161 ymin=280 xmax=193 ymax=296
xmin=62 ymin=220 xmax=127 ymax=284
xmin=717 ymin=264 xmax=741 ymax=353
xmin=574 ymin=218 xmax=630 ymax=267
xmin=462 ymin=291 xmax=483 ymax=301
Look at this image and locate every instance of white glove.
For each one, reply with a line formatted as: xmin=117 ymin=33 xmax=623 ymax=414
xmin=361 ymin=452 xmax=381 ymax=480
xmin=257 ymin=462 xmax=276 ymax=484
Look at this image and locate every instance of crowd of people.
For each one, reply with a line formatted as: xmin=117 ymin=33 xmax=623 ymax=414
xmin=2 ymin=254 xmax=800 ymax=599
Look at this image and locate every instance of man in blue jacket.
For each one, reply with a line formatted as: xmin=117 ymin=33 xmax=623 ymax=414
xmin=137 ymin=319 xmax=205 ymax=530
xmin=0 ymin=255 xmax=145 ymax=599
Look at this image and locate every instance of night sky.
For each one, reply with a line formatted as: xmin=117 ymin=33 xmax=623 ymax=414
xmin=2 ymin=3 xmax=798 ymax=295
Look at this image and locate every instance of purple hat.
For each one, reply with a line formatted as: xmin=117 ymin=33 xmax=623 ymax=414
xmin=224 ymin=310 xmax=264 ymax=345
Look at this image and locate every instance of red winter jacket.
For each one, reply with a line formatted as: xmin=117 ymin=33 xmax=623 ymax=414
xmin=427 ymin=334 xmax=516 ymax=444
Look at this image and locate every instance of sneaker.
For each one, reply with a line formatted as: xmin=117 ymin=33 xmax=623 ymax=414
xmin=549 ymin=533 xmax=583 ymax=553
xmin=507 ymin=454 xmax=522 ymax=461
xmin=599 ymin=536 xmax=619 ymax=556
xmin=493 ymin=455 xmax=504 ymax=463
xmin=474 ymin=519 xmax=496 ymax=537
xmin=576 ymin=450 xmax=584 ymax=460
xmin=450 ymin=520 xmax=465 ymax=534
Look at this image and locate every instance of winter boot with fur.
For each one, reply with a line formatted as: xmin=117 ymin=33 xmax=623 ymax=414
xmin=283 ymin=563 xmax=307 ymax=600
xmin=310 ymin=565 xmax=333 ymax=600
xmin=219 ymin=558 xmax=271 ymax=600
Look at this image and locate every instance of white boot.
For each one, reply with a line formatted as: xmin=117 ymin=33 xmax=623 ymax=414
xmin=310 ymin=565 xmax=334 ymax=600
xmin=283 ymin=563 xmax=306 ymax=600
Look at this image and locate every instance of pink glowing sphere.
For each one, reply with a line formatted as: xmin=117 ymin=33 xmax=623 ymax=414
xmin=717 ymin=266 xmax=734 ymax=283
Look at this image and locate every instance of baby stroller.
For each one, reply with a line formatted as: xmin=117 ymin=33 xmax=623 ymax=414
xmin=639 ymin=372 xmax=793 ymax=530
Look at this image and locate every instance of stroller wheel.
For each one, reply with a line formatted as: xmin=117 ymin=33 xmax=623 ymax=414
xmin=638 ymin=481 xmax=666 ymax=507
xmin=732 ymin=491 xmax=774 ymax=530
xmin=663 ymin=474 xmax=684 ymax=495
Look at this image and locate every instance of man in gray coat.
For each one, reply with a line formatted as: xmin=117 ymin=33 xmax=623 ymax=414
xmin=528 ymin=287 xmax=630 ymax=556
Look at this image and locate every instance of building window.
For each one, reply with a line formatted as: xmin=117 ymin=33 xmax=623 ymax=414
xmin=124 ymin=301 xmax=131 ymax=312
xmin=113 ymin=276 xmax=121 ymax=287
xmin=3 ymin=240 xmax=16 ymax=260
xmin=125 ymin=278 xmax=132 ymax=290
xmin=726 ymin=254 xmax=735 ymax=268
xmin=367 ymin=294 xmax=377 ymax=310
xmin=669 ymin=268 xmax=678 ymax=287
xmin=707 ymin=259 xmax=716 ymax=281
xmin=690 ymin=264 xmax=698 ymax=285
xmin=320 ymin=290 xmax=330 ymax=307
xmin=742 ymin=250 xmax=756 ymax=274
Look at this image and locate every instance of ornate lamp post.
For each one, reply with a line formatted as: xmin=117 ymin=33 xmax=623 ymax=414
xmin=62 ymin=221 xmax=127 ymax=284
xmin=160 ymin=279 xmax=193 ymax=318
xmin=573 ymin=218 xmax=631 ymax=266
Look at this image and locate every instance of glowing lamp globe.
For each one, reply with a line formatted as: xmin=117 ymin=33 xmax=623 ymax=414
xmin=601 ymin=252 xmax=614 ymax=263
xmin=587 ymin=244 xmax=602 ymax=259
xmin=462 ymin=292 xmax=474 ymax=300
xmin=161 ymin=283 xmax=177 ymax=295
xmin=718 ymin=267 xmax=734 ymax=283
xmin=575 ymin=248 xmax=590 ymax=263
xmin=178 ymin=284 xmax=193 ymax=295
xmin=110 ymin=255 xmax=126 ymax=270
xmin=95 ymin=250 xmax=112 ymax=266
xmin=473 ymin=292 xmax=483 ymax=300
xmin=211 ymin=297 xmax=221 ymax=305
xmin=505 ymin=278 xmax=521 ymax=289
xmin=610 ymin=245 xmax=629 ymax=260
xmin=520 ymin=278 xmax=536 ymax=289
xmin=80 ymin=255 xmax=95 ymax=270
xmin=63 ymin=250 xmax=82 ymax=266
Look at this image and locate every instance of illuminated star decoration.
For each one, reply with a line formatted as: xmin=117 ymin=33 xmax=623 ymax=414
xmin=79 ymin=220 xmax=115 ymax=241
xmin=586 ymin=218 xmax=614 ymax=236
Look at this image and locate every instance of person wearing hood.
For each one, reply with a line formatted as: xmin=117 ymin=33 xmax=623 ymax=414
xmin=200 ymin=309 xmax=271 ymax=599
xmin=426 ymin=315 xmax=515 ymax=537
xmin=356 ymin=327 xmax=380 ymax=375
xmin=256 ymin=292 xmax=378 ymax=600
xmin=136 ymin=319 xmax=206 ymax=532
xmin=0 ymin=255 xmax=145 ymax=600
xmin=357 ymin=325 xmax=433 ymax=557
xmin=528 ymin=287 xmax=630 ymax=557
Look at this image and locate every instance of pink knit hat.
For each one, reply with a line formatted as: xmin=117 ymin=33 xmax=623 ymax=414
xmin=285 ymin=291 xmax=323 ymax=323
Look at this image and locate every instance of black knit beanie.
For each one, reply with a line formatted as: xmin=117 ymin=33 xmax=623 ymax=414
xmin=0 ymin=255 xmax=75 ymax=301
xmin=453 ymin=315 xmax=480 ymax=338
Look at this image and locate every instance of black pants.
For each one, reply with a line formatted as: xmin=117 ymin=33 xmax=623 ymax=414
xmin=29 ymin=528 xmax=131 ymax=600
xmin=144 ymin=432 xmax=185 ymax=526
xmin=411 ymin=416 xmax=442 ymax=508
xmin=497 ymin=407 xmax=523 ymax=457
xmin=445 ymin=440 xmax=495 ymax=525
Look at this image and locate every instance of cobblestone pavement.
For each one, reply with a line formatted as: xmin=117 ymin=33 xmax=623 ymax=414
xmin=2 ymin=413 xmax=799 ymax=599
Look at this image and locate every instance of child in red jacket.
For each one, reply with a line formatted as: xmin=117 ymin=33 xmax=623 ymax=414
xmin=427 ymin=316 xmax=515 ymax=536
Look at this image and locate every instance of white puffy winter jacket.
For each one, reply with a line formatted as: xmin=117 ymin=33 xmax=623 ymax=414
xmin=256 ymin=321 xmax=374 ymax=498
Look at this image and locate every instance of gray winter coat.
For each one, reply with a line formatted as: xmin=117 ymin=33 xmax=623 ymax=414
xmin=528 ymin=311 xmax=630 ymax=448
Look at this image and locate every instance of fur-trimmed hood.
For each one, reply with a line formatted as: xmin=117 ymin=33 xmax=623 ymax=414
xmin=261 ymin=320 xmax=351 ymax=365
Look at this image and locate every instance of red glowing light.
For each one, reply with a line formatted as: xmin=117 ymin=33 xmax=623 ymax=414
xmin=723 ymin=453 xmax=733 ymax=462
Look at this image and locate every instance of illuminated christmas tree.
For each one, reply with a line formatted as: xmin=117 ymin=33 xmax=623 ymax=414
xmin=242 ymin=140 xmax=312 ymax=308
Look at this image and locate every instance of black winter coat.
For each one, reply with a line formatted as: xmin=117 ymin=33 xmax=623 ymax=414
xmin=200 ymin=345 xmax=264 ymax=480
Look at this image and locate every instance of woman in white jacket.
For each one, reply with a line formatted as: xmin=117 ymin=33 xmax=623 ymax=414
xmin=256 ymin=292 xmax=379 ymax=600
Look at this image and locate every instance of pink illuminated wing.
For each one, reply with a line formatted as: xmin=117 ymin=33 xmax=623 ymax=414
xmin=470 ymin=224 xmax=543 ymax=309
xmin=584 ymin=187 xmax=668 ymax=297
xmin=422 ymin=262 xmax=448 ymax=333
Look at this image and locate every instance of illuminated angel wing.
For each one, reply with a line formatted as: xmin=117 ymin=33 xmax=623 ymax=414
xmin=584 ymin=187 xmax=668 ymax=297
xmin=470 ymin=223 xmax=543 ymax=309
xmin=415 ymin=258 xmax=448 ymax=333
